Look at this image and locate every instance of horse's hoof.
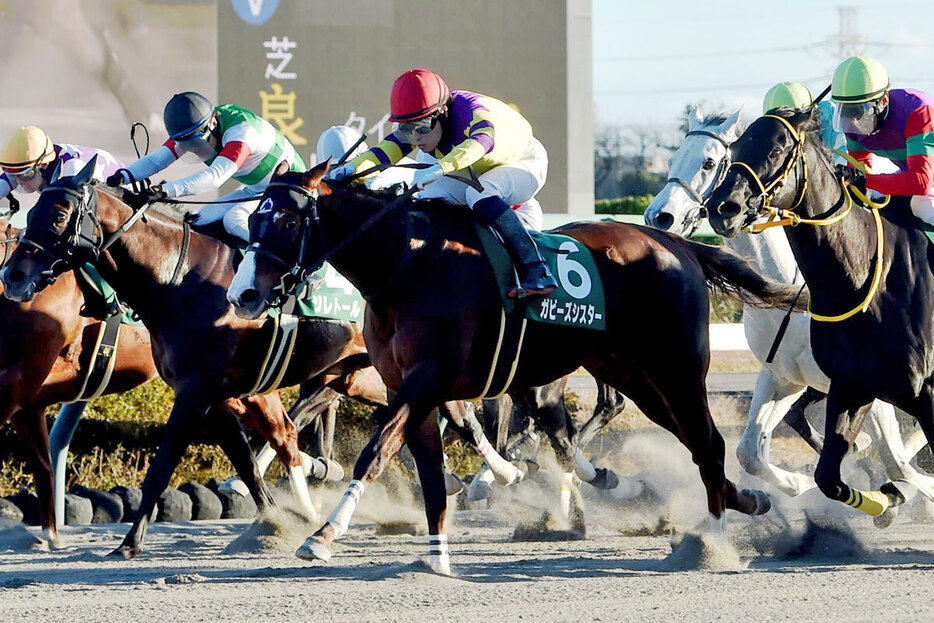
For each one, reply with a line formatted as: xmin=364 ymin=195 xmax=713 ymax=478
xmin=444 ymin=472 xmax=464 ymax=496
xmin=295 ymin=537 xmax=332 ymax=563
xmin=590 ymin=467 xmax=620 ymax=491
xmin=882 ymin=479 xmax=918 ymax=506
xmin=743 ymin=489 xmax=771 ymax=515
xmin=108 ymin=544 xmax=139 ymax=560
xmin=217 ymin=477 xmax=250 ymax=497
xmin=466 ymin=479 xmax=492 ymax=503
xmin=873 ymin=504 xmax=899 ymax=529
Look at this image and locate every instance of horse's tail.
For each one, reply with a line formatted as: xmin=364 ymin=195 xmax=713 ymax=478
xmin=687 ymin=240 xmax=809 ymax=311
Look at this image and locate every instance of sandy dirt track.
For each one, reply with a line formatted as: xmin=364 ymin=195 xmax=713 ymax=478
xmin=4 ymin=474 xmax=934 ymax=623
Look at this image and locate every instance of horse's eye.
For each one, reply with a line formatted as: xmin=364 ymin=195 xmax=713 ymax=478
xmin=284 ymin=218 xmax=297 ymax=230
xmin=54 ymin=213 xmax=67 ymax=225
xmin=769 ymin=147 xmax=783 ymax=160
xmin=702 ymin=158 xmax=716 ymax=170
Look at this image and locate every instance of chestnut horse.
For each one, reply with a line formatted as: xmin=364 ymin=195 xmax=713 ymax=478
xmin=0 ymin=159 xmax=524 ymax=559
xmin=228 ymin=162 xmax=807 ymax=574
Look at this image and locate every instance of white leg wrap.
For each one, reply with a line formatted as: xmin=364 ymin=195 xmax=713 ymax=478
xmin=255 ymin=444 xmax=276 ymax=476
xmin=559 ymin=472 xmax=575 ymax=518
xmin=288 ymin=464 xmax=319 ymax=522
xmin=573 ymin=449 xmax=597 ymax=483
xmin=325 ymin=479 xmax=365 ymax=539
xmin=477 ymin=435 xmax=521 ymax=486
xmin=426 ymin=533 xmax=451 ymax=575
xmin=708 ymin=513 xmax=727 ymax=539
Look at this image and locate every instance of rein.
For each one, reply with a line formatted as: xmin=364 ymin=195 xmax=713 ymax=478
xmin=736 ymin=114 xmax=889 ymax=323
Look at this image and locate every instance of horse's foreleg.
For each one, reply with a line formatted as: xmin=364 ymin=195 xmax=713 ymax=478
xmin=10 ymin=408 xmax=57 ymax=546
xmin=210 ymin=400 xmax=277 ymax=510
xmin=295 ymin=365 xmax=440 ymax=565
xmin=110 ymin=388 xmax=209 ymax=560
xmin=49 ymin=401 xmax=89 ymax=532
xmin=781 ymin=386 xmax=826 ymax=453
xmin=405 ymin=408 xmax=451 ymax=574
xmin=736 ymin=368 xmax=813 ymax=497
xmin=815 ymin=390 xmax=907 ymax=516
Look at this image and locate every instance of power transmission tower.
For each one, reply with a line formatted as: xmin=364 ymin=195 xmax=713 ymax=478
xmin=827 ymin=6 xmax=868 ymax=60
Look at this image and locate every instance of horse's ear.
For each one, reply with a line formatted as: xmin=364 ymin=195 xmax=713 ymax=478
xmin=302 ymin=157 xmax=331 ymax=190
xmin=72 ymin=154 xmax=98 ymax=186
xmin=720 ymin=106 xmax=745 ymax=143
xmin=790 ymin=108 xmax=819 ymax=133
xmin=687 ymin=105 xmax=704 ymax=131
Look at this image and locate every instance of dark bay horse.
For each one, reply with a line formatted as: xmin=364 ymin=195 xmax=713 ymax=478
xmin=230 ymin=162 xmax=807 ymax=574
xmin=0 ymin=160 xmax=522 ymax=559
xmin=706 ymin=107 xmax=934 ymax=518
xmin=0 ymin=161 xmax=388 ymax=559
xmin=0 ymin=254 xmax=156 ymax=545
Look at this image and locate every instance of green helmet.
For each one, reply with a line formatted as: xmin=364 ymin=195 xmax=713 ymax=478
xmin=831 ymin=55 xmax=890 ymax=103
xmin=763 ymin=82 xmax=813 ymax=113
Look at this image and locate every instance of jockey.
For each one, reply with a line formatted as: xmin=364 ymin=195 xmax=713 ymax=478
xmin=315 ymin=125 xmax=417 ymax=189
xmin=330 ymin=68 xmax=556 ymax=298
xmin=762 ymin=81 xmax=846 ymax=156
xmin=109 ymin=92 xmax=306 ymax=242
xmin=0 ymin=126 xmax=123 ymax=198
xmin=830 ymin=55 xmax=934 ymax=224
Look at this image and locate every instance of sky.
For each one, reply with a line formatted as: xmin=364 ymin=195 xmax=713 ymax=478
xmin=593 ymin=0 xmax=934 ymax=128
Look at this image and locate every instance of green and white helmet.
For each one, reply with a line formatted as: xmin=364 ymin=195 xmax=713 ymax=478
xmin=763 ymin=82 xmax=813 ymax=113
xmin=831 ymin=55 xmax=890 ymax=104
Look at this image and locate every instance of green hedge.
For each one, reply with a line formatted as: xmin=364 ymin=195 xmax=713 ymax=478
xmin=595 ymin=195 xmax=653 ymax=215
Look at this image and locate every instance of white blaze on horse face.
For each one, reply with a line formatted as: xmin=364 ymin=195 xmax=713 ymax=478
xmin=227 ymin=252 xmax=258 ymax=306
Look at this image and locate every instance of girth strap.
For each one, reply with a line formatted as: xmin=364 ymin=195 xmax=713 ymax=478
xmin=476 ymin=306 xmax=528 ymax=399
xmin=66 ymin=313 xmax=122 ymax=403
xmin=244 ymin=294 xmax=300 ymax=396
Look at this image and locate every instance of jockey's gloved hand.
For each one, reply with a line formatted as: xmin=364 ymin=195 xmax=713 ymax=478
xmin=106 ymin=171 xmax=128 ymax=187
xmin=124 ymin=184 xmax=167 ymax=211
xmin=412 ymin=164 xmax=444 ymax=189
xmin=328 ymin=161 xmax=356 ymax=181
xmin=835 ymin=164 xmax=866 ymax=188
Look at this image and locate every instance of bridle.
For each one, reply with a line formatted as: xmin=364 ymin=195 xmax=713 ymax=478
xmin=727 ymin=113 xmax=889 ymax=323
xmin=661 ymin=129 xmax=731 ymax=236
xmin=248 ymin=180 xmax=420 ymax=306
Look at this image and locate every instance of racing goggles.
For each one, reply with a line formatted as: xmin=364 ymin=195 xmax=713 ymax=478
xmin=3 ymin=163 xmax=41 ymax=183
xmin=833 ymin=100 xmax=882 ymax=136
xmin=175 ymin=124 xmax=213 ymax=147
xmin=398 ymin=116 xmax=437 ymax=139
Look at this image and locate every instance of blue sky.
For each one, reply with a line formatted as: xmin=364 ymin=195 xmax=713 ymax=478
xmin=593 ymin=0 xmax=934 ymax=127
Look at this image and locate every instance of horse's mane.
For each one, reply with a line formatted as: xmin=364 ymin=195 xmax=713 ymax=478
xmin=698 ymin=111 xmax=747 ymax=135
xmin=763 ymin=105 xmax=834 ymax=162
xmin=92 ymin=182 xmax=190 ymax=224
xmin=324 ymin=178 xmax=476 ymax=222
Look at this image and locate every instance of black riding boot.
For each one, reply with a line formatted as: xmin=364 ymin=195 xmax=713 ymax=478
xmin=473 ymin=196 xmax=558 ymax=298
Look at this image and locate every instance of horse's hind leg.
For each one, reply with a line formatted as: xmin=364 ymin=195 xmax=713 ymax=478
xmin=234 ymin=393 xmax=317 ymax=521
xmin=736 ymin=367 xmax=814 ymax=497
xmin=10 ymin=408 xmax=58 ymax=546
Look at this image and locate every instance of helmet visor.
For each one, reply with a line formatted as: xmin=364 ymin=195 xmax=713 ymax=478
xmin=833 ymin=101 xmax=880 ymax=135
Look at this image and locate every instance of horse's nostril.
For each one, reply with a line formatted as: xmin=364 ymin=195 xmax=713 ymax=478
xmin=719 ymin=201 xmax=742 ymax=218
xmin=6 ymin=269 xmax=24 ymax=284
xmin=240 ymin=288 xmax=259 ymax=304
xmin=655 ymin=212 xmax=674 ymax=231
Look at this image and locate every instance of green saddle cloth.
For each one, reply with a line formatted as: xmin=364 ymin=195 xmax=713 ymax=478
xmin=78 ymin=264 xmax=143 ymax=326
xmin=265 ymin=262 xmax=365 ymax=323
xmin=473 ymin=224 xmax=607 ymax=331
xmin=922 ymin=222 xmax=934 ymax=246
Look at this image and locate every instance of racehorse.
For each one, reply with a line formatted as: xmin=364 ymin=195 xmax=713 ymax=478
xmin=0 ymin=159 xmax=527 ymax=559
xmin=644 ymin=107 xmax=934 ymax=521
xmin=227 ymin=161 xmax=807 ymax=574
xmin=0 ymin=258 xmax=156 ymax=545
xmin=706 ymin=106 xmax=934 ymax=519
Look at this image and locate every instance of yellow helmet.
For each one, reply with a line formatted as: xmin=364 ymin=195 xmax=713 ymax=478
xmin=0 ymin=126 xmax=55 ymax=174
xmin=763 ymin=82 xmax=813 ymax=113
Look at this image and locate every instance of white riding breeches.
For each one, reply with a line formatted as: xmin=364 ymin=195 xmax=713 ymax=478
xmin=193 ymin=186 xmax=263 ymax=242
xmin=417 ymin=137 xmax=548 ymax=231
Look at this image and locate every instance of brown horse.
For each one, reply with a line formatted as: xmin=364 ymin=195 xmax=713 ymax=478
xmin=0 ymin=228 xmax=329 ymax=549
xmin=0 ymin=159 xmax=522 ymax=560
xmin=0 ymin=240 xmax=156 ymax=545
xmin=227 ymin=162 xmax=808 ymax=574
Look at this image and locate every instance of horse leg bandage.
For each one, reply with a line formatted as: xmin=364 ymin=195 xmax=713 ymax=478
xmin=427 ymin=534 xmax=451 ymax=575
xmin=844 ymin=487 xmax=889 ymax=516
xmin=477 ymin=435 xmax=521 ymax=486
xmin=326 ymin=479 xmax=365 ymax=539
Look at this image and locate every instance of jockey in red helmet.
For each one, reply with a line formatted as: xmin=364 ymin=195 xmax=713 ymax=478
xmin=331 ymin=68 xmax=557 ymax=298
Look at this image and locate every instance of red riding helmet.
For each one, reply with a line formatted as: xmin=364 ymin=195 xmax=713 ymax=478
xmin=389 ymin=69 xmax=451 ymax=122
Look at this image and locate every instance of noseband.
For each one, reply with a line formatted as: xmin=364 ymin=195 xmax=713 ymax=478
xmin=662 ymin=129 xmax=731 ymax=234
